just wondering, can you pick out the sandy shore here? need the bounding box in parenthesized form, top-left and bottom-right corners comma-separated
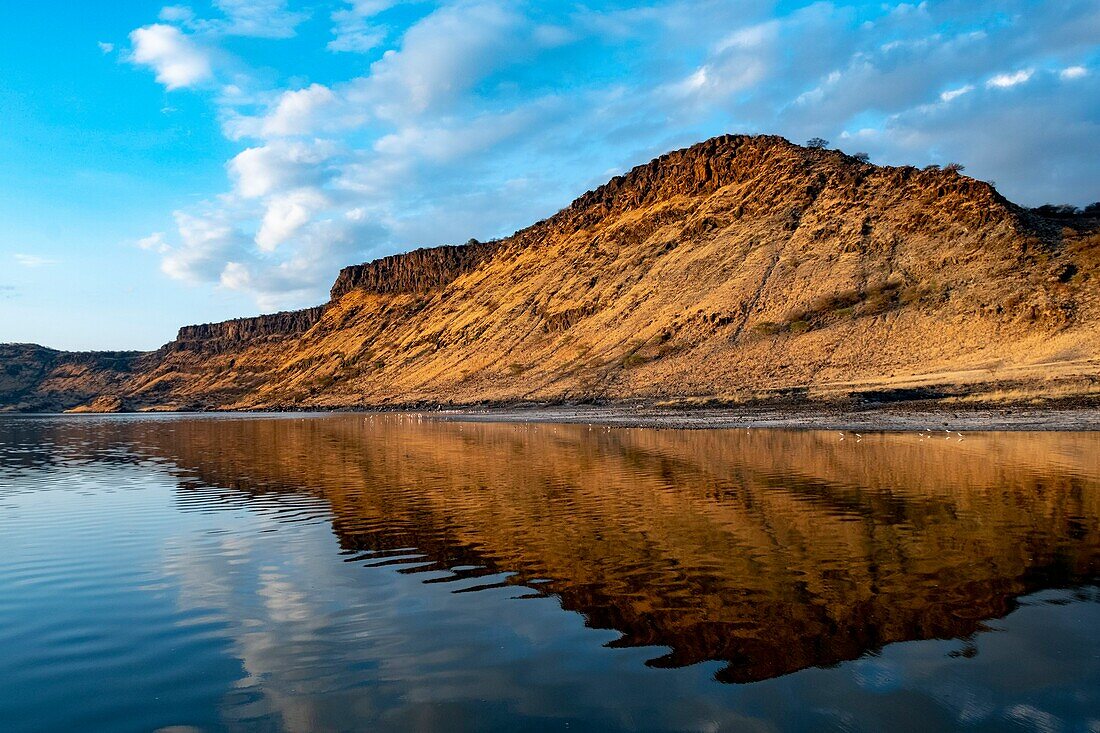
(17, 400, 1100, 431)
(431, 402, 1100, 431)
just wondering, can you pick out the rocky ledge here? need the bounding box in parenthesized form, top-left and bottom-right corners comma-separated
(171, 306, 327, 353)
(330, 241, 500, 300)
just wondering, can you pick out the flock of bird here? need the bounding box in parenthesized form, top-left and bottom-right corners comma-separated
(839, 429, 965, 442)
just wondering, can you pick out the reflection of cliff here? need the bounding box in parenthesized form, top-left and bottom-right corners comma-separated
(28, 417, 1100, 683)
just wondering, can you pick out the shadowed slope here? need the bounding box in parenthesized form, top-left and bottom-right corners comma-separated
(0, 344, 142, 412)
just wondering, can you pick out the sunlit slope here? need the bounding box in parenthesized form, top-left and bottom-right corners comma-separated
(11, 133, 1097, 411)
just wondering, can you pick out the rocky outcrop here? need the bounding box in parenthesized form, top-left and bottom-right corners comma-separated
(330, 241, 500, 299)
(511, 134, 1019, 244)
(172, 307, 326, 353)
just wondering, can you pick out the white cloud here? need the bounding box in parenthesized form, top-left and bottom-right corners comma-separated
(260, 84, 340, 138)
(207, 0, 308, 38)
(161, 210, 247, 284)
(347, 2, 529, 121)
(671, 45, 770, 101)
(159, 5, 195, 23)
(137, 232, 170, 253)
(154, 0, 305, 39)
(224, 84, 364, 141)
(328, 0, 399, 53)
(328, 23, 386, 53)
(255, 188, 328, 252)
(940, 84, 974, 102)
(715, 20, 779, 53)
(1060, 65, 1088, 80)
(372, 109, 539, 163)
(151, 203, 376, 308)
(214, 213, 379, 308)
(218, 261, 253, 290)
(986, 69, 1033, 89)
(347, 0, 400, 12)
(129, 24, 212, 90)
(13, 254, 57, 268)
(229, 140, 337, 199)
(97, 41, 114, 54)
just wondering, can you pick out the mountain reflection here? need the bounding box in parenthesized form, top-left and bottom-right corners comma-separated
(14, 415, 1100, 683)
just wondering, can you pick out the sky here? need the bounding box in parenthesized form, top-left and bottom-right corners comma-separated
(0, 0, 1097, 351)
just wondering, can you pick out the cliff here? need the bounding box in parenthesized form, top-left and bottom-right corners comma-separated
(330, 241, 500, 299)
(171, 307, 326, 353)
(3, 134, 1099, 412)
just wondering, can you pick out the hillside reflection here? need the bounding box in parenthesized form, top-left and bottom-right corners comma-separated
(17, 415, 1100, 683)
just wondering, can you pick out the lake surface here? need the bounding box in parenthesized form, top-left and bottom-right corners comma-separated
(1, 414, 1098, 732)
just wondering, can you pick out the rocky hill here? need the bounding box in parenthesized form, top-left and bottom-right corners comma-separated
(0, 344, 142, 412)
(3, 134, 1099, 412)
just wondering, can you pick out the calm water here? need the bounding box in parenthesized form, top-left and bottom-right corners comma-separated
(1, 415, 1098, 732)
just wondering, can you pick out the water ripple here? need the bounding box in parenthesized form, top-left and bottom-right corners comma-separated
(1, 414, 1098, 731)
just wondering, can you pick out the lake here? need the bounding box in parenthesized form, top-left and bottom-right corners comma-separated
(0, 414, 1097, 732)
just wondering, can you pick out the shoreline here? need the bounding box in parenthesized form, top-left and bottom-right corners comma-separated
(7, 400, 1100, 431)
(431, 402, 1100, 431)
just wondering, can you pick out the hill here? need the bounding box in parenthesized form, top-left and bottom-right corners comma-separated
(3, 134, 1099, 412)
(0, 344, 142, 412)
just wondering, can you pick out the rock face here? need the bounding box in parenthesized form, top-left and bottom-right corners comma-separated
(172, 307, 326, 353)
(3, 134, 1099, 412)
(329, 242, 500, 299)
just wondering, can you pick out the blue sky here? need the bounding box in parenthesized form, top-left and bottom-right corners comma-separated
(1, 0, 1097, 351)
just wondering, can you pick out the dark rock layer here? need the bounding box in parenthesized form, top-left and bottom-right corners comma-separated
(173, 307, 327, 353)
(330, 241, 500, 300)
